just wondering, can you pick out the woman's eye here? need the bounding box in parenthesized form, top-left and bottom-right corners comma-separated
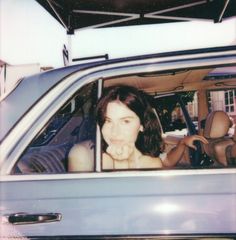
(105, 119, 111, 123)
(123, 119, 130, 124)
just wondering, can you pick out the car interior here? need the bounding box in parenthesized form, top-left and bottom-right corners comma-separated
(203, 110, 235, 167)
(12, 66, 236, 174)
(103, 66, 236, 168)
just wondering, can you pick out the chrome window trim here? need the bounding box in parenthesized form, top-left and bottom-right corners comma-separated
(1, 168, 236, 182)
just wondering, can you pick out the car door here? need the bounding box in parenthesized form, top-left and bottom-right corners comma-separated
(1, 169, 236, 238)
(1, 88, 236, 239)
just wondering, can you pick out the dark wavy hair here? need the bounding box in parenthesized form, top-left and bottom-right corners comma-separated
(96, 85, 164, 157)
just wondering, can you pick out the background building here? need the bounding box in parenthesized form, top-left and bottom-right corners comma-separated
(0, 60, 53, 98)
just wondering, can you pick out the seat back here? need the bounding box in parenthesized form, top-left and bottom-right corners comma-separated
(226, 143, 236, 166)
(225, 123, 236, 165)
(203, 111, 234, 166)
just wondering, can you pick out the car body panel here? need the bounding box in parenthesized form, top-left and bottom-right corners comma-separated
(1, 169, 236, 237)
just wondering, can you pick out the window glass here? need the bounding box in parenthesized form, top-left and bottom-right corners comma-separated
(12, 82, 98, 174)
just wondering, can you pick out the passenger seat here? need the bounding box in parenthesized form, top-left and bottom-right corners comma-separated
(226, 124, 236, 166)
(203, 111, 235, 167)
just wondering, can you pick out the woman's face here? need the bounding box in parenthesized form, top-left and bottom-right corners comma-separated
(101, 101, 143, 147)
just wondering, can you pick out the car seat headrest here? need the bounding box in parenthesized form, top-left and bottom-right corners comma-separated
(204, 111, 231, 139)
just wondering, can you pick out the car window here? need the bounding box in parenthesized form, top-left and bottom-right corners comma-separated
(11, 84, 236, 174)
(11, 82, 98, 174)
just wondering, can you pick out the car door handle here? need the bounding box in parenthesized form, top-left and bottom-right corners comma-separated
(6, 212, 62, 225)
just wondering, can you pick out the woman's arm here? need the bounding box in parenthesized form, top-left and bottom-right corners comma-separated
(162, 135, 208, 168)
(68, 141, 94, 172)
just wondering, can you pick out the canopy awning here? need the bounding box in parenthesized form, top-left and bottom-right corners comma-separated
(36, 0, 236, 33)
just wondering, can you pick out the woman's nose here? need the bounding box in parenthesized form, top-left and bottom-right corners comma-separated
(110, 123, 121, 136)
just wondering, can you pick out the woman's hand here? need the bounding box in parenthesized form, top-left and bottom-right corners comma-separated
(106, 143, 135, 160)
(180, 135, 208, 150)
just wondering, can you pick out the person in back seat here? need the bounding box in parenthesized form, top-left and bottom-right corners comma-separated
(69, 85, 208, 171)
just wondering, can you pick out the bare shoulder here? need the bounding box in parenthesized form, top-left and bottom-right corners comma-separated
(68, 141, 94, 172)
(139, 155, 163, 168)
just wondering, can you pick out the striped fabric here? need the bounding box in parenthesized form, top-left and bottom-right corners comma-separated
(29, 148, 66, 173)
(17, 143, 72, 174)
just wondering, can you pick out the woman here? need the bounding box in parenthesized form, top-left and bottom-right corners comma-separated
(69, 85, 208, 171)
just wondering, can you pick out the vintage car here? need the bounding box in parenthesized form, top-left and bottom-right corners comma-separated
(0, 45, 236, 239)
